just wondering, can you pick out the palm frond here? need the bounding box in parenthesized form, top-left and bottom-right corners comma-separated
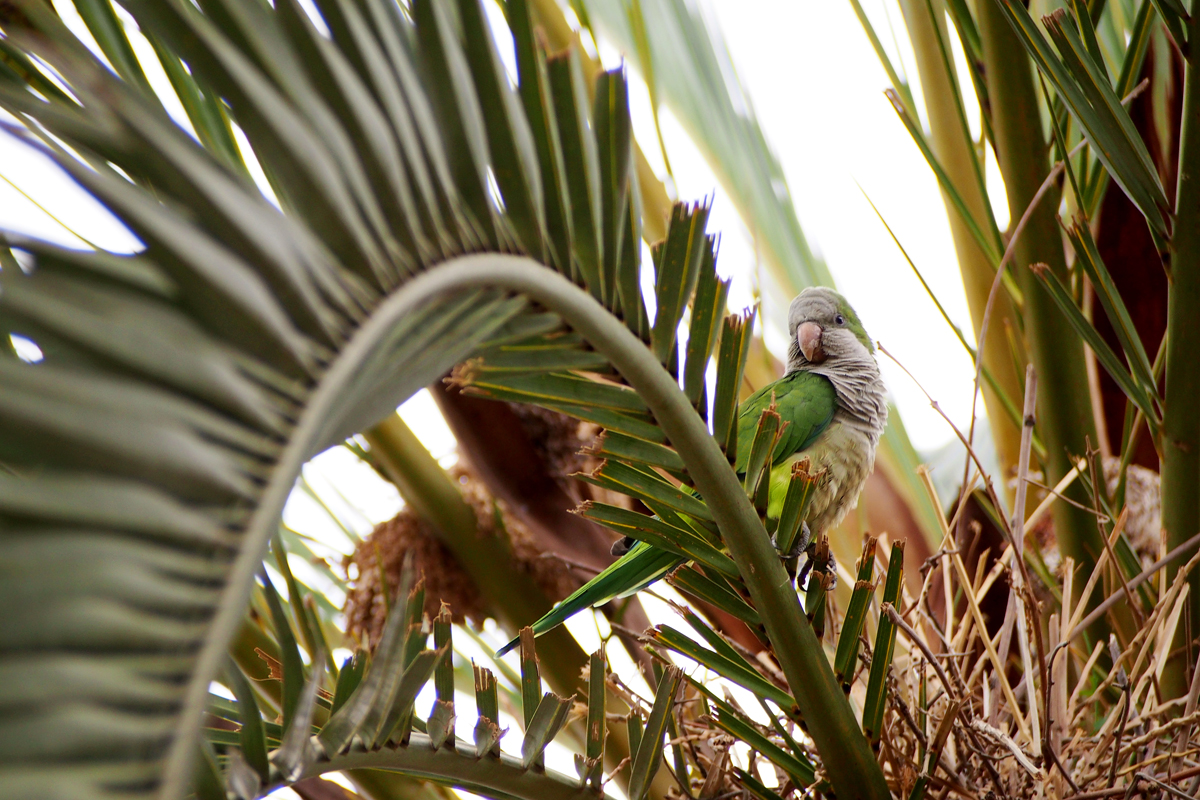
(207, 558, 596, 800)
(0, 0, 894, 797)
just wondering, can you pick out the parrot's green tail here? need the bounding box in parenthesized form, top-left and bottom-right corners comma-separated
(494, 542, 683, 657)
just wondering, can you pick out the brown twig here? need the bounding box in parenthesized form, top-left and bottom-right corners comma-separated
(1136, 771, 1196, 800)
(1008, 365, 1049, 758)
(1024, 458, 1089, 533)
(1109, 682, 1132, 789)
(1068, 531, 1200, 640)
(1010, 364, 1038, 557)
(1172, 659, 1200, 769)
(1023, 478, 1113, 518)
(1087, 445, 1147, 631)
(1045, 743, 1082, 795)
(885, 604, 1010, 800)
(538, 551, 604, 576)
(1063, 765, 1200, 799)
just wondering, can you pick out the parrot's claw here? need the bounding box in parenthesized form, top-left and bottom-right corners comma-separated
(776, 523, 812, 588)
(772, 522, 811, 560)
(795, 554, 815, 589)
(796, 545, 838, 592)
(821, 550, 838, 591)
(792, 522, 813, 557)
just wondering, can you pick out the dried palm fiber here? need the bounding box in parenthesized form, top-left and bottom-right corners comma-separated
(344, 463, 576, 646)
(343, 506, 485, 638)
(1032, 458, 1161, 579)
(507, 403, 632, 510)
(507, 402, 596, 482)
(1104, 457, 1162, 566)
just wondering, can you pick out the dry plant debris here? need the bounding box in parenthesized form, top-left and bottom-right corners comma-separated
(343, 463, 577, 646)
(844, 456, 1200, 800)
(510, 402, 633, 510)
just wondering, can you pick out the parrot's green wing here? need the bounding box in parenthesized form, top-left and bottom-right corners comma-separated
(494, 542, 681, 656)
(733, 370, 837, 475)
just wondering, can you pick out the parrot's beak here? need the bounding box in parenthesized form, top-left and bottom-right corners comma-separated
(798, 321, 825, 363)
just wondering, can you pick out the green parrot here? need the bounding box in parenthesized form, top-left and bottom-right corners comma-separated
(494, 287, 887, 657)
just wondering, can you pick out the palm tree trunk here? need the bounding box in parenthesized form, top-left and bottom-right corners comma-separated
(1160, 7, 1200, 697)
(898, 0, 1027, 491)
(977, 0, 1104, 590)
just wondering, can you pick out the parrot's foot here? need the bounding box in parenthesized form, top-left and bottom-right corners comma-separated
(795, 553, 814, 589)
(775, 523, 810, 586)
(781, 522, 813, 559)
(797, 546, 837, 592)
(610, 536, 637, 557)
(820, 550, 838, 591)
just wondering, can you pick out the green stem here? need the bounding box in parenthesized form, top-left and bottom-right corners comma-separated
(375, 257, 889, 800)
(169, 254, 887, 800)
(978, 0, 1104, 583)
(1160, 9, 1200, 699)
(898, 0, 1027, 491)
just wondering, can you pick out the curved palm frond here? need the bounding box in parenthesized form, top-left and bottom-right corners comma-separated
(209, 557, 607, 800)
(0, 1, 886, 799)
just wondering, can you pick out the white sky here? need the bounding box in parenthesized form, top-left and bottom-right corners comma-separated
(632, 0, 1011, 454)
(0, 0, 1006, 455)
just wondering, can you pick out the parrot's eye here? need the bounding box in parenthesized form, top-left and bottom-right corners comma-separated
(835, 314, 845, 325)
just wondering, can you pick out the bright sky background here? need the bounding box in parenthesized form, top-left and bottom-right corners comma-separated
(0, 0, 1010, 456)
(702, 0, 994, 450)
(629, 0, 1010, 456)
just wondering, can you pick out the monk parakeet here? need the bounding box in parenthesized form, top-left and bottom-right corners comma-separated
(495, 287, 887, 656)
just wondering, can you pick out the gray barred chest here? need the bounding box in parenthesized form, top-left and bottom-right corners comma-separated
(778, 420, 877, 536)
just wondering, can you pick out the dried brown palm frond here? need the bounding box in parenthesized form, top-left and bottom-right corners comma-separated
(862, 524, 1200, 799)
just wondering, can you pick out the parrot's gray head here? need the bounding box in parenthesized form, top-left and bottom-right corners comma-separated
(786, 287, 888, 439)
(786, 287, 875, 372)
